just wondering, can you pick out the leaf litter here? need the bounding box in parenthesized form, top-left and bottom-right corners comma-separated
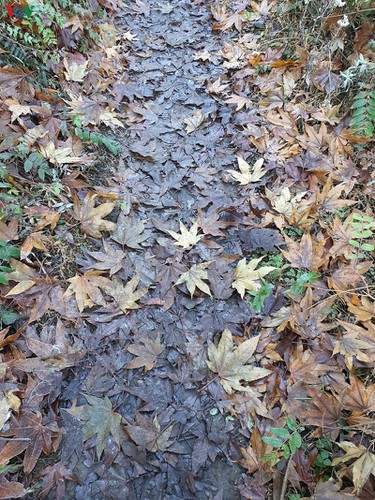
(0, 0, 374, 498)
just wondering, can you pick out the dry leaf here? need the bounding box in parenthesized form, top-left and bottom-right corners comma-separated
(227, 157, 266, 185)
(63, 58, 88, 82)
(64, 271, 110, 312)
(104, 274, 147, 312)
(332, 442, 375, 492)
(71, 193, 116, 238)
(168, 221, 202, 250)
(232, 257, 276, 298)
(111, 214, 148, 249)
(175, 261, 212, 298)
(5, 259, 38, 296)
(183, 110, 207, 134)
(207, 327, 271, 394)
(126, 333, 164, 372)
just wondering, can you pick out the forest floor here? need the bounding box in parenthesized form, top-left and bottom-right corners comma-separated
(0, 0, 374, 499)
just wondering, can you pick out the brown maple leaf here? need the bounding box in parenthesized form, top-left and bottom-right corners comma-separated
(20, 232, 50, 260)
(0, 219, 18, 242)
(71, 192, 116, 238)
(281, 233, 326, 271)
(207, 327, 271, 394)
(64, 270, 111, 312)
(84, 240, 126, 276)
(332, 442, 375, 492)
(342, 374, 375, 415)
(104, 274, 147, 312)
(344, 294, 375, 322)
(24, 206, 60, 231)
(197, 207, 230, 237)
(303, 389, 343, 438)
(0, 411, 61, 474)
(126, 333, 164, 372)
(333, 321, 375, 370)
(126, 413, 173, 452)
(5, 259, 39, 296)
(111, 213, 148, 249)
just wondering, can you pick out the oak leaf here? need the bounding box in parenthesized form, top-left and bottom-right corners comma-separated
(64, 270, 111, 312)
(168, 221, 202, 250)
(232, 257, 275, 298)
(71, 193, 116, 238)
(126, 333, 164, 372)
(175, 261, 212, 298)
(207, 327, 271, 394)
(104, 274, 147, 312)
(67, 394, 122, 459)
(227, 157, 266, 185)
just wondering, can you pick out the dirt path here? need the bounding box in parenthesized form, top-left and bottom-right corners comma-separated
(57, 1, 265, 498)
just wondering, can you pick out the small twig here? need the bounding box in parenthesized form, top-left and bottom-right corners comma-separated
(280, 455, 293, 500)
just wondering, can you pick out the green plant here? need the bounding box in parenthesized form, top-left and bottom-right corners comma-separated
(350, 87, 375, 138)
(262, 418, 305, 467)
(348, 213, 375, 260)
(74, 126, 121, 155)
(285, 271, 320, 298)
(0, 240, 19, 285)
(314, 434, 333, 473)
(0, 303, 19, 328)
(248, 279, 273, 312)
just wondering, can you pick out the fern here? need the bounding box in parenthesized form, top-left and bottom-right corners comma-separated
(351, 89, 375, 138)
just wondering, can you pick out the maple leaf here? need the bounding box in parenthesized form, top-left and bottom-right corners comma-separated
(71, 193, 116, 238)
(39, 142, 83, 166)
(126, 333, 164, 372)
(207, 327, 271, 394)
(20, 232, 50, 260)
(342, 374, 375, 415)
(0, 478, 27, 499)
(111, 214, 148, 249)
(24, 206, 60, 231)
(83, 241, 126, 276)
(175, 262, 212, 298)
(206, 78, 229, 94)
(225, 94, 252, 111)
(104, 274, 147, 312)
(5, 259, 38, 296)
(67, 394, 122, 459)
(64, 270, 111, 312)
(126, 413, 173, 452)
(183, 110, 207, 134)
(345, 294, 375, 322)
(281, 233, 326, 271)
(167, 221, 202, 250)
(0, 411, 61, 474)
(63, 57, 88, 82)
(333, 321, 374, 370)
(232, 257, 276, 298)
(227, 157, 266, 185)
(332, 442, 375, 492)
(303, 389, 343, 438)
(40, 463, 75, 500)
(314, 177, 356, 212)
(197, 206, 229, 237)
(0, 219, 18, 242)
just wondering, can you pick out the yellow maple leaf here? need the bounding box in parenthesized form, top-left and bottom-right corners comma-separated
(227, 157, 266, 185)
(332, 441, 375, 492)
(175, 262, 212, 298)
(232, 257, 276, 297)
(168, 221, 202, 250)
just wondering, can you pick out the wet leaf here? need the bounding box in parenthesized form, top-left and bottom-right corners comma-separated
(175, 261, 212, 298)
(168, 221, 202, 250)
(232, 257, 276, 298)
(126, 333, 164, 372)
(227, 157, 266, 185)
(71, 193, 116, 238)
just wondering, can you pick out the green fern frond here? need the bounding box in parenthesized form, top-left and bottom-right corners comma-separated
(351, 89, 375, 138)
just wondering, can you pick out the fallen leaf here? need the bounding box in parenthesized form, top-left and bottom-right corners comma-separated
(71, 193, 116, 238)
(105, 274, 147, 312)
(82, 241, 126, 276)
(175, 261, 212, 298)
(168, 221, 202, 250)
(332, 442, 375, 492)
(126, 413, 173, 452)
(207, 327, 271, 394)
(67, 394, 122, 459)
(227, 157, 266, 185)
(232, 257, 276, 298)
(183, 110, 207, 133)
(64, 271, 110, 312)
(111, 214, 148, 249)
(20, 232, 49, 260)
(126, 333, 164, 372)
(63, 57, 88, 82)
(0, 219, 18, 242)
(5, 259, 39, 296)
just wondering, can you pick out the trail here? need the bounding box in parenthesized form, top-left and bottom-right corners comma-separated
(61, 1, 256, 498)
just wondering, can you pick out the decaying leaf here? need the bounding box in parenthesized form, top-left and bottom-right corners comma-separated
(207, 327, 271, 394)
(175, 261, 212, 298)
(126, 333, 164, 372)
(126, 413, 173, 452)
(227, 157, 266, 185)
(232, 257, 275, 298)
(168, 221, 202, 250)
(104, 274, 148, 312)
(332, 442, 375, 492)
(5, 259, 39, 296)
(71, 193, 116, 238)
(111, 214, 148, 249)
(64, 270, 110, 312)
(84, 241, 126, 276)
(183, 110, 208, 133)
(67, 394, 122, 459)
